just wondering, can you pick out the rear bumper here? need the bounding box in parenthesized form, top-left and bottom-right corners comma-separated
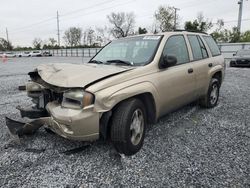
(46, 102, 100, 141)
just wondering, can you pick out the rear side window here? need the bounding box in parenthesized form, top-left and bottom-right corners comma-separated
(163, 35, 189, 65)
(188, 35, 208, 61)
(197, 36, 208, 58)
(188, 35, 203, 60)
(203, 36, 221, 56)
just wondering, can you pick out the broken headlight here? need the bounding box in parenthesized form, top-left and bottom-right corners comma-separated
(62, 89, 95, 109)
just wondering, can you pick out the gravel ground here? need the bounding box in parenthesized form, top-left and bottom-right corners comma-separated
(0, 57, 249, 187)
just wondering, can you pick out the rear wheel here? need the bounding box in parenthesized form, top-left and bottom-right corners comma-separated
(200, 78, 220, 108)
(111, 98, 146, 156)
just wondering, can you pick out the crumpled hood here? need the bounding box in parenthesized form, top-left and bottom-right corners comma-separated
(36, 63, 132, 88)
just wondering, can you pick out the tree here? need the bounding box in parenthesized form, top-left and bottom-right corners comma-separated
(107, 12, 135, 38)
(86, 28, 95, 46)
(63, 27, 83, 47)
(0, 38, 13, 51)
(154, 5, 177, 32)
(32, 38, 43, 50)
(96, 26, 111, 46)
(240, 31, 250, 42)
(138, 27, 148, 34)
(82, 28, 98, 47)
(49, 38, 57, 47)
(185, 12, 213, 32)
(211, 23, 241, 43)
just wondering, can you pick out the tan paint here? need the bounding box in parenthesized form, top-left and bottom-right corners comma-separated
(27, 31, 225, 141)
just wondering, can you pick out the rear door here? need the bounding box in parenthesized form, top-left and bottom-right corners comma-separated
(156, 35, 196, 116)
(187, 34, 211, 96)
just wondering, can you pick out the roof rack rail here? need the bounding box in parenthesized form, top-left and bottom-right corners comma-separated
(173, 29, 208, 35)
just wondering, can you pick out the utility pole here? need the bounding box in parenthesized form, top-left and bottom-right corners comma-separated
(237, 0, 244, 33)
(6, 28, 9, 43)
(173, 7, 180, 30)
(57, 11, 60, 47)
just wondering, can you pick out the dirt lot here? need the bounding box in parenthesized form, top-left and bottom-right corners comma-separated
(0, 57, 249, 187)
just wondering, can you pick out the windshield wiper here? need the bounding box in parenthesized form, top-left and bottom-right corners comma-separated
(106, 59, 133, 66)
(88, 60, 104, 64)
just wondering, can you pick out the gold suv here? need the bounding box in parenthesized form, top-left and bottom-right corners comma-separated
(6, 31, 225, 155)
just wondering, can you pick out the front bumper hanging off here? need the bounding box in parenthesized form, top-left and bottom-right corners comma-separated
(5, 116, 48, 136)
(5, 105, 49, 137)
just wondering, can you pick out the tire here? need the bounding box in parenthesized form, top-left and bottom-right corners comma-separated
(200, 78, 220, 108)
(111, 98, 146, 156)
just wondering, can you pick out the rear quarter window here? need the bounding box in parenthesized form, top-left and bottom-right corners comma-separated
(202, 36, 221, 56)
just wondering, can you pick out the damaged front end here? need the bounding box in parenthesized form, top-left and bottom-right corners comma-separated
(5, 73, 59, 138)
(6, 70, 100, 141)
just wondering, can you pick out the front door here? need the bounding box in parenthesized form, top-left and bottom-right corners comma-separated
(156, 35, 196, 116)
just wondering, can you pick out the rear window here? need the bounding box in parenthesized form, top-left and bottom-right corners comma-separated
(202, 36, 221, 56)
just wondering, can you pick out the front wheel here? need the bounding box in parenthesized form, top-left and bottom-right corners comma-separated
(110, 98, 146, 156)
(200, 78, 220, 108)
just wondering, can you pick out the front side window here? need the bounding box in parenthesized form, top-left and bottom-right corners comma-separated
(203, 36, 221, 56)
(92, 35, 162, 66)
(162, 35, 189, 65)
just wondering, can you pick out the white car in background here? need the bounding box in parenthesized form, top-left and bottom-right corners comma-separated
(22, 51, 31, 57)
(16, 51, 31, 57)
(30, 51, 42, 57)
(2, 52, 16, 58)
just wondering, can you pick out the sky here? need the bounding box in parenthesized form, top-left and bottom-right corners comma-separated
(0, 0, 249, 46)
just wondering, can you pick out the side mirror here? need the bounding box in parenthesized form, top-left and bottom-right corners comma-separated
(159, 55, 177, 69)
(233, 53, 236, 56)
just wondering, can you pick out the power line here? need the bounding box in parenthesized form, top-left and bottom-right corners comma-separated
(8, 0, 118, 34)
(60, 0, 117, 17)
(10, 17, 56, 33)
(212, 18, 250, 24)
(60, 0, 135, 23)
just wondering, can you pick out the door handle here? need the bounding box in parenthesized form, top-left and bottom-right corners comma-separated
(188, 68, 193, 74)
(208, 63, 213, 67)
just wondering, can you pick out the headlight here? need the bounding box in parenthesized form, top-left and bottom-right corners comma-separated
(62, 89, 95, 109)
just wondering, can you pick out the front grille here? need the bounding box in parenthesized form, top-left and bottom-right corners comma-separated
(51, 91, 63, 103)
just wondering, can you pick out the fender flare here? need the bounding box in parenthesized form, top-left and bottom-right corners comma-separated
(94, 81, 160, 115)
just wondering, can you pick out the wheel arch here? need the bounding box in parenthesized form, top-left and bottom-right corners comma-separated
(98, 82, 158, 140)
(211, 70, 222, 87)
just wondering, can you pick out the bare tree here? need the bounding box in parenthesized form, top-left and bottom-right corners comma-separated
(87, 28, 95, 46)
(82, 28, 96, 46)
(63, 27, 82, 47)
(96, 26, 111, 45)
(107, 12, 135, 38)
(0, 38, 13, 51)
(154, 5, 177, 32)
(49, 38, 57, 47)
(196, 12, 213, 32)
(33, 38, 43, 49)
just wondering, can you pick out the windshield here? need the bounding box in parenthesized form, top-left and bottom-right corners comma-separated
(236, 50, 250, 56)
(91, 35, 162, 66)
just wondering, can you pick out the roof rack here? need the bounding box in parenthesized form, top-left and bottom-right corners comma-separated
(173, 29, 208, 35)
